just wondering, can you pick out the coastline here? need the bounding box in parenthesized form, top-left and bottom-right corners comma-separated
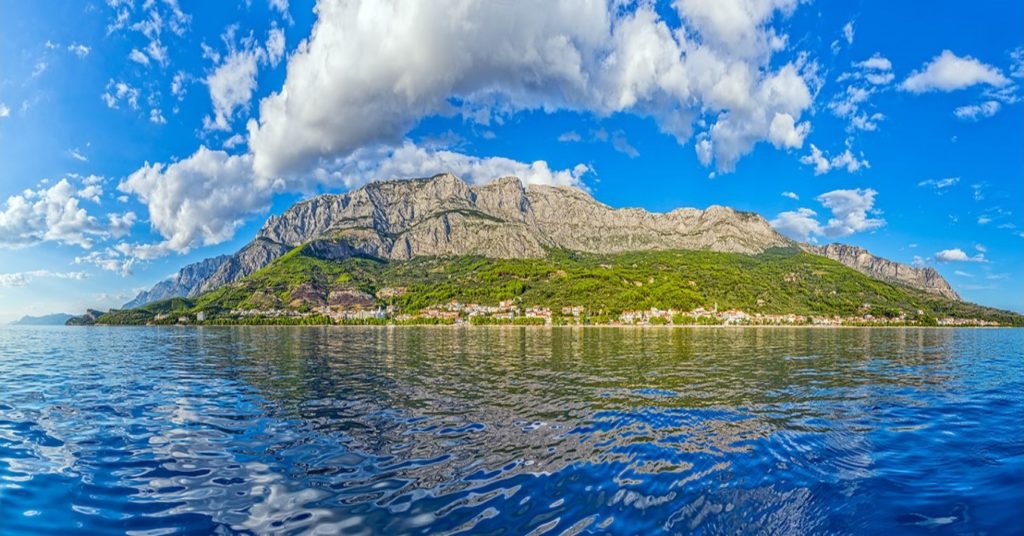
(73, 323, 1015, 329)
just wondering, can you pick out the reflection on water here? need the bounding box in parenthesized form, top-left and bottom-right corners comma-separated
(1, 326, 1021, 534)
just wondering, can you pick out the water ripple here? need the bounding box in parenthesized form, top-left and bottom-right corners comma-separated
(0, 326, 1021, 534)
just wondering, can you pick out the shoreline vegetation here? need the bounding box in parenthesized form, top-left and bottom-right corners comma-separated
(78, 248, 1023, 328)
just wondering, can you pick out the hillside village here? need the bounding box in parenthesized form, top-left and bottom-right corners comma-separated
(150, 299, 1000, 327)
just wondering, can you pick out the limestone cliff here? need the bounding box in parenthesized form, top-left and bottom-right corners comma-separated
(808, 243, 959, 300)
(123, 254, 231, 308)
(127, 173, 959, 306)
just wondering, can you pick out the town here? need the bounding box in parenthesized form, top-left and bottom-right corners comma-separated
(155, 299, 1002, 327)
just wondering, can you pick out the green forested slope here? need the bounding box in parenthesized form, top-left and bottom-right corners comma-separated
(95, 246, 1023, 326)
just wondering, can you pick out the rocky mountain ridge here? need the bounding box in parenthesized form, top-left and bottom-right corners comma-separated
(123, 255, 231, 308)
(808, 243, 959, 300)
(125, 173, 959, 307)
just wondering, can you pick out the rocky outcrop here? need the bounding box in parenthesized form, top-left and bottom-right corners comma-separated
(254, 172, 793, 260)
(150, 173, 956, 303)
(194, 239, 291, 295)
(123, 255, 231, 308)
(809, 243, 960, 300)
(66, 309, 106, 326)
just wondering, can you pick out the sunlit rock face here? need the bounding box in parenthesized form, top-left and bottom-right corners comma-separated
(128, 173, 956, 306)
(808, 243, 959, 300)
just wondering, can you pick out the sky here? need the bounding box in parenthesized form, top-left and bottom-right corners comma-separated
(0, 0, 1022, 322)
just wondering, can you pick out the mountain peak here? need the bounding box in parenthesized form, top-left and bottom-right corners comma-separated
(125, 173, 957, 307)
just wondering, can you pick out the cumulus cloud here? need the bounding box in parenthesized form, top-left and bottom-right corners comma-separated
(68, 43, 91, 58)
(311, 141, 592, 190)
(118, 146, 264, 253)
(102, 79, 140, 110)
(247, 0, 814, 177)
(830, 54, 893, 131)
(817, 188, 884, 237)
(0, 270, 88, 288)
(935, 248, 986, 263)
(901, 50, 1009, 93)
(770, 207, 821, 241)
(770, 188, 884, 241)
(0, 178, 131, 249)
(954, 100, 1001, 120)
(799, 143, 869, 175)
(0, 102, 9, 118)
(203, 26, 287, 131)
(107, 0, 190, 66)
(781, 191, 799, 200)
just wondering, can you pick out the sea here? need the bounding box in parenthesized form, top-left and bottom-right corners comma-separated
(1, 326, 1021, 534)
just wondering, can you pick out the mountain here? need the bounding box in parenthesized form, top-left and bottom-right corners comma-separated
(9, 313, 75, 325)
(65, 309, 107, 326)
(808, 243, 959, 301)
(122, 254, 231, 308)
(125, 173, 956, 307)
(149, 172, 800, 300)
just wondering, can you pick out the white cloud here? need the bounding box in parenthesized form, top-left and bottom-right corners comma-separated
(856, 54, 891, 73)
(769, 207, 821, 241)
(954, 100, 1001, 120)
(799, 143, 869, 175)
(129, 48, 150, 65)
(269, 0, 289, 15)
(977, 215, 991, 225)
(767, 112, 810, 149)
(0, 103, 9, 117)
(115, 140, 591, 258)
(935, 248, 986, 263)
(247, 0, 815, 178)
(817, 188, 884, 237)
(917, 177, 959, 190)
(0, 178, 121, 249)
(118, 146, 265, 253)
(830, 54, 893, 131)
(266, 27, 285, 67)
(149, 108, 167, 124)
(953, 270, 972, 278)
(781, 191, 799, 200)
(901, 50, 1009, 93)
(31, 61, 48, 78)
(223, 133, 246, 149)
(68, 43, 91, 58)
(75, 249, 136, 276)
(770, 188, 884, 241)
(311, 140, 591, 191)
(108, 0, 190, 67)
(975, 243, 986, 253)
(102, 79, 140, 110)
(204, 48, 262, 131)
(69, 148, 88, 162)
(842, 21, 854, 45)
(610, 130, 639, 158)
(557, 131, 581, 142)
(0, 270, 88, 288)
(203, 26, 285, 131)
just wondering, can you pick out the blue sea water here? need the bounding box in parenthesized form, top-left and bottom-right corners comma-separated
(0, 326, 1021, 534)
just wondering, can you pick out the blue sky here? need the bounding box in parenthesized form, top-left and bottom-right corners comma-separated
(1, 0, 1022, 321)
